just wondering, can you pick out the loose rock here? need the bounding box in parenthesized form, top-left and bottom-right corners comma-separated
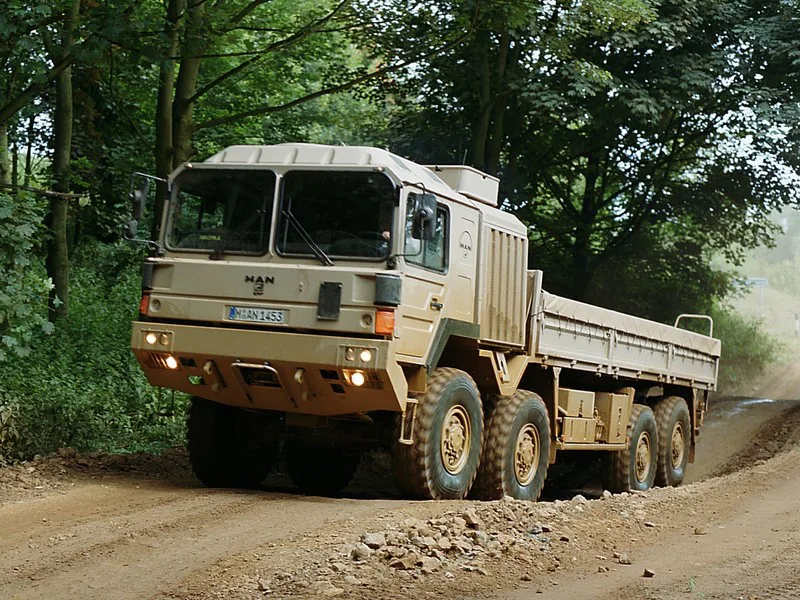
(308, 581, 344, 597)
(418, 557, 441, 573)
(362, 532, 386, 549)
(389, 556, 418, 571)
(351, 543, 373, 561)
(462, 508, 484, 529)
(643, 568, 656, 578)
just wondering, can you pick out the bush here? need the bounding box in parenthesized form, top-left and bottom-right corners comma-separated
(0, 192, 53, 362)
(0, 242, 188, 461)
(712, 305, 779, 393)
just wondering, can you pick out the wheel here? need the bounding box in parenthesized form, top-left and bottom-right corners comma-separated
(472, 390, 551, 501)
(284, 438, 360, 496)
(653, 396, 691, 487)
(187, 397, 280, 488)
(601, 404, 658, 493)
(391, 368, 483, 500)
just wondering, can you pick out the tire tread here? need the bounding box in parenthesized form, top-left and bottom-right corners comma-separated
(392, 368, 482, 500)
(602, 404, 651, 493)
(473, 390, 550, 501)
(653, 396, 690, 487)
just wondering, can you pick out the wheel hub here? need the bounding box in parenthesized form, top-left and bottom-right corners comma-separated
(441, 405, 471, 475)
(514, 424, 540, 486)
(671, 422, 685, 469)
(635, 431, 651, 482)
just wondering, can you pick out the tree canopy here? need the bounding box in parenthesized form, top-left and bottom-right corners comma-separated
(0, 0, 797, 334)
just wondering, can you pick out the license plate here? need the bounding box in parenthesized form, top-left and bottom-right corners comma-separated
(227, 306, 286, 324)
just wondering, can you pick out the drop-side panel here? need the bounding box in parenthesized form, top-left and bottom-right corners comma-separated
(479, 226, 526, 347)
(530, 291, 721, 389)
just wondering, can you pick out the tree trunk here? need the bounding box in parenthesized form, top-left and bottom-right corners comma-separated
(24, 113, 34, 187)
(172, 55, 201, 166)
(45, 0, 80, 321)
(571, 151, 602, 300)
(172, 1, 206, 166)
(10, 135, 18, 187)
(0, 123, 10, 186)
(153, 0, 187, 239)
(471, 29, 492, 170)
(486, 35, 520, 176)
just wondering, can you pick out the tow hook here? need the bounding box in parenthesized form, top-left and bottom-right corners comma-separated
(203, 360, 225, 393)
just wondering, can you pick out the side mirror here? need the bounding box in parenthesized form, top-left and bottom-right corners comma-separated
(129, 177, 151, 221)
(123, 219, 139, 240)
(411, 193, 437, 241)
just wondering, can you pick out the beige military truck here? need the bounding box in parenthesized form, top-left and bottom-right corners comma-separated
(125, 143, 720, 501)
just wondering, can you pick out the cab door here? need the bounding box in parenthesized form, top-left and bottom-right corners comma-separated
(395, 193, 455, 361)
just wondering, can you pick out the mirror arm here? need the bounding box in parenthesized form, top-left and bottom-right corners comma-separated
(131, 172, 168, 185)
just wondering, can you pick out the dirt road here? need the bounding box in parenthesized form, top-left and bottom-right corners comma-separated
(2, 364, 800, 600)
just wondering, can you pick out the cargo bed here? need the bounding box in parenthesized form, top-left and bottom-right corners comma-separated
(526, 271, 720, 390)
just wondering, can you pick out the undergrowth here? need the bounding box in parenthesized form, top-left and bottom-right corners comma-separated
(712, 305, 779, 394)
(0, 242, 187, 462)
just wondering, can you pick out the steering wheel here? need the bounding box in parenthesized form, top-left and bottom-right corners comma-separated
(356, 231, 389, 242)
(315, 229, 362, 244)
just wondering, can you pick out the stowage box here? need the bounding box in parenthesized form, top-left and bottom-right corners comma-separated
(595, 392, 630, 443)
(558, 388, 595, 418)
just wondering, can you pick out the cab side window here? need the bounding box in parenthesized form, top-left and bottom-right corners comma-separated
(405, 194, 448, 272)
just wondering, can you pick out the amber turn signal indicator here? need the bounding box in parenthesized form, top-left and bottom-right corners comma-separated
(375, 309, 395, 336)
(139, 292, 150, 316)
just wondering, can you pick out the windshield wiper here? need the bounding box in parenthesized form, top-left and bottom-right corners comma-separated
(282, 209, 334, 266)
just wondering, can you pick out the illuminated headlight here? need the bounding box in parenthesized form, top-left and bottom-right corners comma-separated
(165, 355, 179, 370)
(145, 332, 158, 345)
(359, 349, 373, 363)
(350, 371, 366, 387)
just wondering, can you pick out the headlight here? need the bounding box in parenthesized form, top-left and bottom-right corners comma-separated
(350, 371, 366, 387)
(145, 332, 158, 345)
(359, 349, 373, 363)
(165, 355, 179, 370)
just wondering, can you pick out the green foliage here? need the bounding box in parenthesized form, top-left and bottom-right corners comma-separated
(712, 306, 779, 393)
(0, 243, 187, 461)
(379, 0, 800, 315)
(0, 192, 53, 362)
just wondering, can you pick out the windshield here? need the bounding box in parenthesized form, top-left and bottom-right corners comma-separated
(277, 171, 395, 260)
(168, 169, 276, 254)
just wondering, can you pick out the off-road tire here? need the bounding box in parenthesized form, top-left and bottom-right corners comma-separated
(187, 396, 279, 488)
(472, 390, 551, 501)
(284, 438, 360, 496)
(601, 404, 658, 493)
(391, 368, 483, 500)
(653, 396, 691, 487)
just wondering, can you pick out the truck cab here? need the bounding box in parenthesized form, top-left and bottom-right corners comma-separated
(132, 144, 511, 416)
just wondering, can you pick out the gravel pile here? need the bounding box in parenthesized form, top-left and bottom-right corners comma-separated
(254, 490, 663, 597)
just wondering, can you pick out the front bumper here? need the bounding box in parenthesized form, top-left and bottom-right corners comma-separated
(131, 322, 408, 416)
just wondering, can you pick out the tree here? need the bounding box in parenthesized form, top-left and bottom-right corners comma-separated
(380, 0, 800, 318)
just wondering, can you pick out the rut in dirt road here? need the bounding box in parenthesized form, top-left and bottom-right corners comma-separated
(0, 482, 408, 600)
